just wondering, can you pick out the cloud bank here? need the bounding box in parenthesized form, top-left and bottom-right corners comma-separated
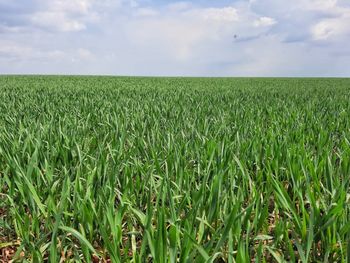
(0, 0, 349, 76)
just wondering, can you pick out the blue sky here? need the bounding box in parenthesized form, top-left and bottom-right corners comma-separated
(0, 0, 349, 76)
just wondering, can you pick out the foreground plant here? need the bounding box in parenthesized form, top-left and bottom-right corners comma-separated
(0, 76, 349, 262)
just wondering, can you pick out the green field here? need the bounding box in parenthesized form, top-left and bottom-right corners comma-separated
(0, 76, 350, 262)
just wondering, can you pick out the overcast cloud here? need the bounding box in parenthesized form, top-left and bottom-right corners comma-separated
(0, 0, 349, 76)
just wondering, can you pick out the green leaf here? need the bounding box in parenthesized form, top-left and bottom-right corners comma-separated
(59, 226, 98, 257)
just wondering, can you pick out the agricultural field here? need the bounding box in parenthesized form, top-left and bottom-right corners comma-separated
(0, 76, 350, 262)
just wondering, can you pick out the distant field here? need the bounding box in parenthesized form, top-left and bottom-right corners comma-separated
(1, 76, 350, 262)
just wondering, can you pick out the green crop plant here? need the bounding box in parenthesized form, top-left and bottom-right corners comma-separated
(0, 76, 349, 262)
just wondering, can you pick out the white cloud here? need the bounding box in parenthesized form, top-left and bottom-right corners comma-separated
(77, 48, 94, 60)
(0, 0, 350, 76)
(311, 15, 350, 40)
(166, 2, 193, 12)
(51, 0, 91, 14)
(0, 42, 32, 59)
(310, 4, 350, 40)
(0, 25, 23, 33)
(27, 0, 118, 32)
(0, 40, 66, 61)
(200, 7, 239, 22)
(124, 5, 274, 63)
(125, 3, 280, 62)
(134, 7, 159, 17)
(305, 0, 339, 13)
(254, 16, 276, 27)
(31, 12, 87, 32)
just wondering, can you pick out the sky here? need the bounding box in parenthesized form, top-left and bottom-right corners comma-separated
(0, 0, 349, 76)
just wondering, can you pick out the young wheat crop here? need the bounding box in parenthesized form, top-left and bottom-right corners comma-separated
(0, 76, 349, 262)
